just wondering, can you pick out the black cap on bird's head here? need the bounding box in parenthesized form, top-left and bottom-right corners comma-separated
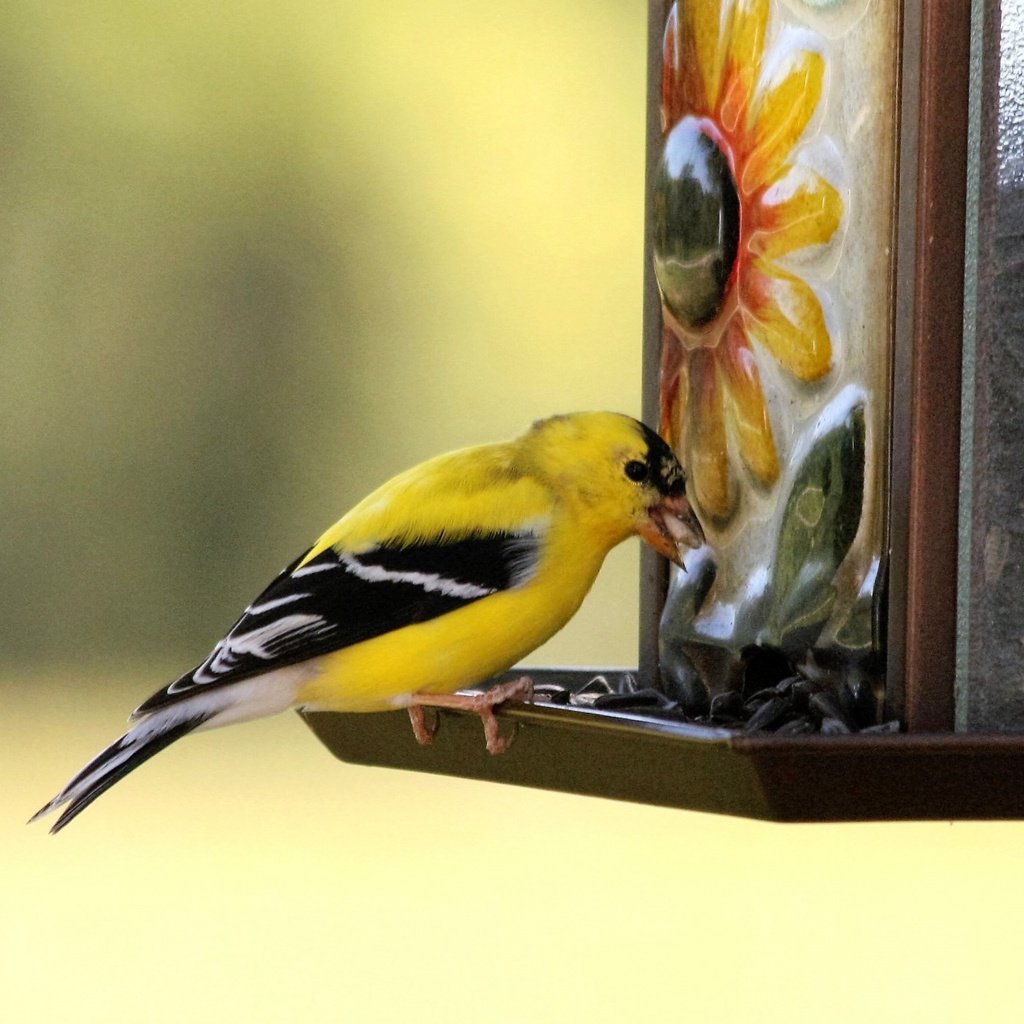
(635, 421, 687, 498)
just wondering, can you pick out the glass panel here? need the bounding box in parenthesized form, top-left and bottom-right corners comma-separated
(957, 0, 1024, 731)
(653, 0, 899, 727)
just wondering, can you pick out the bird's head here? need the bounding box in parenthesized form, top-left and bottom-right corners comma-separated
(524, 412, 705, 567)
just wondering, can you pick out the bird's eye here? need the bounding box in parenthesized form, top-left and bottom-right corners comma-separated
(624, 460, 648, 483)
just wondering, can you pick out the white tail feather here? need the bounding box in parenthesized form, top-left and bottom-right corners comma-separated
(32, 665, 312, 833)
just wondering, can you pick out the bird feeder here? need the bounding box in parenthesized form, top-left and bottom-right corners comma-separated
(305, 0, 1024, 820)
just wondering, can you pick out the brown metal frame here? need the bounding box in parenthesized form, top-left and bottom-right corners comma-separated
(887, 0, 972, 731)
(638, 0, 673, 689)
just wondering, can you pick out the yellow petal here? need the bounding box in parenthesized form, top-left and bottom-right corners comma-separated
(659, 327, 685, 451)
(686, 0, 724, 115)
(662, 2, 707, 126)
(686, 348, 733, 521)
(717, 0, 769, 134)
(741, 258, 832, 381)
(742, 49, 824, 192)
(719, 323, 779, 485)
(661, 4, 685, 130)
(749, 165, 843, 258)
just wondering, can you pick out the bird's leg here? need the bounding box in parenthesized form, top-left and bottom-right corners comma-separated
(408, 676, 534, 754)
(407, 705, 438, 746)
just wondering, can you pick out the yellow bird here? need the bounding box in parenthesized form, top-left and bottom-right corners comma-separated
(32, 412, 704, 832)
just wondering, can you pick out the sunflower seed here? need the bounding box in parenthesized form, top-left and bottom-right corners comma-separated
(709, 690, 744, 720)
(860, 720, 902, 734)
(593, 688, 676, 710)
(809, 691, 856, 729)
(820, 717, 852, 735)
(743, 696, 791, 733)
(775, 716, 816, 736)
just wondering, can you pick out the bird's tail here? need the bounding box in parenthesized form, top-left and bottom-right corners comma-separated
(29, 703, 212, 834)
(31, 668, 305, 834)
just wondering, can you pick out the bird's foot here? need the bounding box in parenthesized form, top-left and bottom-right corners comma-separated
(408, 676, 534, 754)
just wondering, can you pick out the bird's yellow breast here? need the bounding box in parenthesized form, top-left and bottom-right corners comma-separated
(295, 526, 605, 713)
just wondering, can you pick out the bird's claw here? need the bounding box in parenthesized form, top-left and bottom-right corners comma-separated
(407, 705, 439, 746)
(409, 675, 534, 754)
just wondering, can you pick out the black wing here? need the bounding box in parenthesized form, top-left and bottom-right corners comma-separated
(132, 529, 543, 717)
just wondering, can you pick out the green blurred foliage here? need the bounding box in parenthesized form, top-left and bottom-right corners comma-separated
(0, 1, 646, 670)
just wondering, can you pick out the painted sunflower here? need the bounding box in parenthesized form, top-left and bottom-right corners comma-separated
(656, 0, 842, 522)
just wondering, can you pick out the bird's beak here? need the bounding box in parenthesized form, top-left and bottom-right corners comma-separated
(639, 492, 705, 568)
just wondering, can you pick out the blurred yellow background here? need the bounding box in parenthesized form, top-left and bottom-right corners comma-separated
(3, 3, 1022, 1022)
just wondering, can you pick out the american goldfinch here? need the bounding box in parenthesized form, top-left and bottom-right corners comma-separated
(32, 412, 703, 832)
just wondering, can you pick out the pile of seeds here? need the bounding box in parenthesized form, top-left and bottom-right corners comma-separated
(524, 654, 900, 736)
(695, 674, 899, 735)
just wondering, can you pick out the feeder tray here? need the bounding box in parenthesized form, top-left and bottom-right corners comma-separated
(302, 669, 1024, 823)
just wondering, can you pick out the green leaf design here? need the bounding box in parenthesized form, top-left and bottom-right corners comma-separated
(768, 402, 866, 650)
